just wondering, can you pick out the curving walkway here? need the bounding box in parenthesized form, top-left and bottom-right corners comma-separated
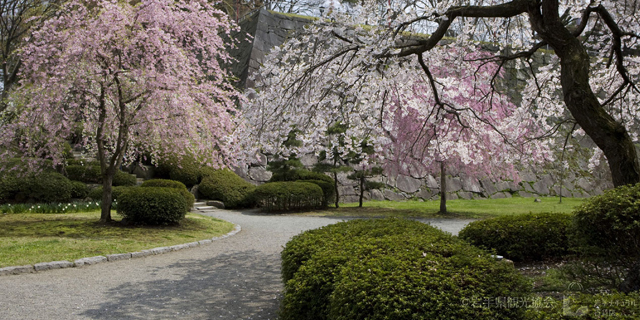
(0, 208, 474, 320)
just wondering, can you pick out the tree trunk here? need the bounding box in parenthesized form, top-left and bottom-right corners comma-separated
(529, 0, 640, 187)
(333, 171, 339, 208)
(359, 172, 364, 208)
(440, 162, 447, 214)
(100, 171, 114, 223)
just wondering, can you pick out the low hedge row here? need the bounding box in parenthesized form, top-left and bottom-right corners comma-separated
(65, 163, 136, 186)
(117, 187, 187, 225)
(281, 218, 530, 320)
(0, 171, 73, 204)
(254, 181, 323, 212)
(141, 179, 194, 212)
(198, 169, 255, 209)
(458, 212, 572, 262)
(87, 186, 133, 202)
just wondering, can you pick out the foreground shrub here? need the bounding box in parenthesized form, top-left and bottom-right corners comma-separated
(571, 183, 640, 265)
(458, 212, 572, 262)
(117, 187, 187, 225)
(281, 218, 530, 320)
(141, 179, 194, 211)
(254, 181, 323, 212)
(570, 183, 640, 292)
(198, 169, 255, 208)
(70, 181, 89, 199)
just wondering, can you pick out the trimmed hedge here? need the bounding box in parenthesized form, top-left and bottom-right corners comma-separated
(281, 218, 530, 320)
(269, 169, 334, 184)
(66, 163, 135, 186)
(458, 212, 572, 262)
(571, 183, 640, 265)
(70, 181, 89, 199)
(299, 179, 334, 208)
(113, 170, 136, 186)
(254, 181, 323, 212)
(141, 179, 194, 212)
(27, 172, 73, 203)
(0, 171, 73, 204)
(198, 169, 256, 209)
(117, 187, 187, 225)
(154, 155, 200, 187)
(65, 163, 101, 183)
(87, 186, 134, 202)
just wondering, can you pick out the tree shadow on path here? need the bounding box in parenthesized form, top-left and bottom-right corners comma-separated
(81, 250, 282, 320)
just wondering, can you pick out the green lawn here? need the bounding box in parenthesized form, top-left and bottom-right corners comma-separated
(0, 211, 234, 267)
(302, 197, 585, 219)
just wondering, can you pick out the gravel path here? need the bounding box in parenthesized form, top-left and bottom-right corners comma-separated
(0, 209, 474, 320)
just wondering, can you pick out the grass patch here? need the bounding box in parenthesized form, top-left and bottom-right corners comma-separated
(299, 197, 585, 219)
(0, 211, 234, 267)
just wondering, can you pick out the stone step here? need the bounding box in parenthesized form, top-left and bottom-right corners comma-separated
(135, 178, 144, 186)
(195, 206, 216, 210)
(194, 202, 207, 206)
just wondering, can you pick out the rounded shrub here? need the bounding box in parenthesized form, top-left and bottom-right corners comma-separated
(27, 172, 73, 203)
(154, 155, 201, 187)
(141, 179, 194, 212)
(65, 163, 101, 183)
(0, 174, 22, 204)
(458, 212, 572, 262)
(198, 169, 256, 209)
(113, 170, 136, 186)
(571, 183, 640, 264)
(280, 218, 530, 320)
(299, 179, 335, 208)
(70, 181, 89, 199)
(117, 187, 187, 225)
(253, 181, 323, 212)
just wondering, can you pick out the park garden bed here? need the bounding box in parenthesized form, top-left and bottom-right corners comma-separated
(0, 210, 234, 267)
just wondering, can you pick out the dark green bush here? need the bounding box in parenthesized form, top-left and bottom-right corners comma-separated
(141, 179, 187, 189)
(458, 212, 572, 262)
(198, 169, 256, 208)
(113, 170, 136, 186)
(281, 218, 530, 320)
(524, 291, 640, 319)
(154, 155, 201, 187)
(254, 181, 323, 212)
(141, 179, 194, 212)
(65, 163, 101, 183)
(0, 174, 22, 204)
(27, 172, 73, 203)
(270, 169, 334, 184)
(117, 187, 187, 225)
(571, 183, 640, 265)
(299, 179, 334, 208)
(70, 181, 89, 199)
(87, 186, 134, 202)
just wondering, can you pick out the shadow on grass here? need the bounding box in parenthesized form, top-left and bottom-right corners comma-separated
(81, 250, 283, 320)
